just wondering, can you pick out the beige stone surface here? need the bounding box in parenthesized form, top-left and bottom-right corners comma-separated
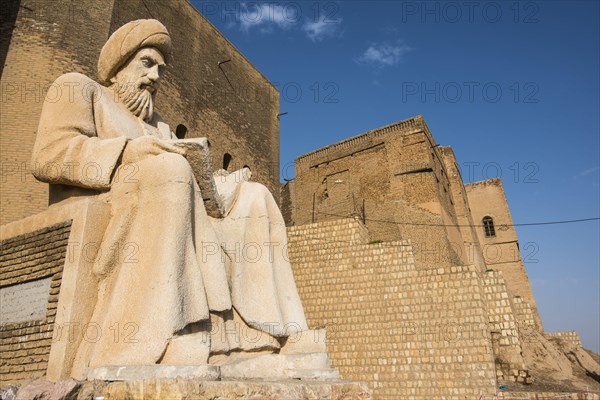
(15, 378, 80, 400)
(219, 353, 336, 381)
(280, 329, 328, 354)
(86, 365, 220, 381)
(83, 379, 371, 400)
(24, 18, 309, 381)
(0, 278, 52, 325)
(466, 178, 543, 330)
(288, 218, 498, 399)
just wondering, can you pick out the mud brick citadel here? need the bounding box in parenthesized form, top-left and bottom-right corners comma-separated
(1, 1, 599, 399)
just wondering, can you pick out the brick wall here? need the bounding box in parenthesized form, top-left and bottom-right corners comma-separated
(0, 220, 72, 385)
(0, 0, 115, 225)
(483, 270, 530, 383)
(466, 179, 543, 330)
(288, 116, 466, 270)
(545, 331, 583, 348)
(288, 218, 497, 399)
(440, 147, 487, 272)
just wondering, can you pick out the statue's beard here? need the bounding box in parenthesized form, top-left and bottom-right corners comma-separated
(113, 79, 155, 123)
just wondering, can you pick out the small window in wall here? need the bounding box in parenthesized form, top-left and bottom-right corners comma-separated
(483, 216, 496, 238)
(175, 124, 188, 139)
(223, 153, 233, 171)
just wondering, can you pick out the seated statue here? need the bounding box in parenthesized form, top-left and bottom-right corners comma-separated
(31, 19, 309, 378)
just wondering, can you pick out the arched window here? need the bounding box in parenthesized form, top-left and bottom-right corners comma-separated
(175, 124, 188, 139)
(483, 216, 496, 238)
(223, 153, 233, 171)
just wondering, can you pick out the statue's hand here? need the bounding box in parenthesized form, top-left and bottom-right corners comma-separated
(121, 136, 184, 164)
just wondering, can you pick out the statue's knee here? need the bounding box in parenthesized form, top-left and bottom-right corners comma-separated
(136, 152, 194, 185)
(244, 181, 273, 199)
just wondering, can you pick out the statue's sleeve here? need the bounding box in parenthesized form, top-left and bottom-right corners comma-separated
(30, 73, 128, 190)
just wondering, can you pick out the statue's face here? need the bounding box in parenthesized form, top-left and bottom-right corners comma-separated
(111, 47, 166, 122)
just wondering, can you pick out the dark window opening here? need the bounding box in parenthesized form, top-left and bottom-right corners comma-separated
(175, 124, 188, 139)
(483, 216, 496, 238)
(223, 153, 233, 171)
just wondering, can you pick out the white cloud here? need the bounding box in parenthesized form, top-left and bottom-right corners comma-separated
(237, 3, 299, 32)
(356, 40, 413, 68)
(228, 2, 343, 41)
(302, 15, 342, 42)
(573, 166, 599, 180)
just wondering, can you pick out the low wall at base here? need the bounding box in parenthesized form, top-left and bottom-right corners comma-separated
(0, 198, 111, 384)
(0, 221, 72, 384)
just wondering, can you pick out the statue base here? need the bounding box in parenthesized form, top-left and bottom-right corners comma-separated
(87, 365, 221, 381)
(80, 379, 372, 399)
(87, 352, 340, 382)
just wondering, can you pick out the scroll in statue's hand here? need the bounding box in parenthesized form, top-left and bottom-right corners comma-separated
(167, 138, 224, 218)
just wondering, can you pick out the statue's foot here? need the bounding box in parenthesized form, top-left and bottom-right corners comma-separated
(161, 331, 210, 365)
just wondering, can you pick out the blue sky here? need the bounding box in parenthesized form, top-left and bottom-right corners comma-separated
(194, 0, 600, 352)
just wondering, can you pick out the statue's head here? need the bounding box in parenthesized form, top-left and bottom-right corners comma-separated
(97, 19, 172, 122)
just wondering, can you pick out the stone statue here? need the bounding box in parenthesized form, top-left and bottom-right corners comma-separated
(31, 19, 311, 379)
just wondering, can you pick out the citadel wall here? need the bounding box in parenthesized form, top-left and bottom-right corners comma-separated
(0, 0, 280, 225)
(465, 178, 543, 330)
(439, 147, 487, 272)
(283, 115, 585, 395)
(288, 218, 498, 399)
(287, 116, 466, 270)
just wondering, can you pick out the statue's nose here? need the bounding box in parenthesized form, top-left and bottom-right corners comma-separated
(147, 66, 161, 83)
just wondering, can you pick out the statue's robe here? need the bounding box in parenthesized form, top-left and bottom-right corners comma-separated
(31, 73, 307, 377)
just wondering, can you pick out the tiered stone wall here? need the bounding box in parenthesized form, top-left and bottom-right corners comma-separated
(288, 218, 497, 399)
(483, 270, 530, 383)
(545, 332, 583, 348)
(511, 296, 537, 338)
(0, 221, 72, 385)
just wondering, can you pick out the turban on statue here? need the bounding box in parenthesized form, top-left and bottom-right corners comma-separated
(97, 19, 172, 85)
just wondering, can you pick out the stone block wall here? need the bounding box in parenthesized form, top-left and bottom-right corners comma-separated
(439, 147, 487, 272)
(288, 218, 497, 399)
(466, 179, 543, 330)
(511, 296, 537, 337)
(483, 270, 530, 383)
(0, 221, 72, 385)
(545, 332, 583, 348)
(288, 116, 466, 270)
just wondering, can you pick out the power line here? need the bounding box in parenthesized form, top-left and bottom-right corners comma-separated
(289, 206, 600, 229)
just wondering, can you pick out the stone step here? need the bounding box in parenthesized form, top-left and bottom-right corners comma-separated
(285, 368, 341, 381)
(87, 365, 221, 381)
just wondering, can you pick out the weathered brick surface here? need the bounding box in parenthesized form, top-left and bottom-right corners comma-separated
(440, 147, 487, 272)
(0, 221, 71, 385)
(1, 0, 280, 225)
(288, 116, 466, 270)
(466, 179, 543, 330)
(483, 270, 529, 382)
(288, 218, 497, 400)
(545, 331, 583, 348)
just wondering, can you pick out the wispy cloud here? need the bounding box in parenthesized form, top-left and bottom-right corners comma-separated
(227, 2, 343, 41)
(236, 3, 298, 32)
(355, 40, 413, 68)
(302, 14, 342, 42)
(572, 166, 599, 180)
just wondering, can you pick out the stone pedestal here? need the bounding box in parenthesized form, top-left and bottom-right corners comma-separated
(80, 379, 372, 400)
